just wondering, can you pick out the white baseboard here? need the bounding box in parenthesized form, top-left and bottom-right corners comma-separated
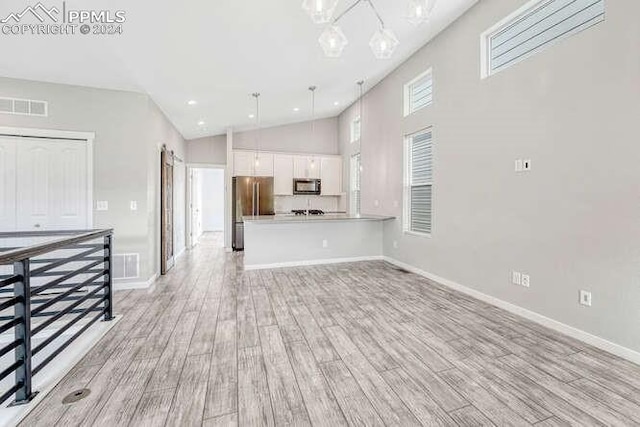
(244, 255, 384, 271)
(113, 273, 158, 291)
(383, 257, 640, 366)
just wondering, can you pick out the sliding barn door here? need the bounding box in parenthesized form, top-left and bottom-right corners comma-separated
(161, 146, 175, 274)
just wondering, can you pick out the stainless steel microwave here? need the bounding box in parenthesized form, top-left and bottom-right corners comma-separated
(293, 179, 321, 195)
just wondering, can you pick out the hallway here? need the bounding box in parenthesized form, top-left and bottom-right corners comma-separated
(20, 235, 640, 426)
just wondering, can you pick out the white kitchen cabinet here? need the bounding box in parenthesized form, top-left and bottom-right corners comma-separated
(234, 151, 273, 177)
(320, 156, 342, 196)
(254, 152, 274, 176)
(293, 155, 321, 179)
(273, 154, 293, 195)
(233, 151, 255, 176)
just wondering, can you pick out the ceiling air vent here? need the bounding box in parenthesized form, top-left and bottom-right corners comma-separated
(112, 253, 140, 279)
(0, 97, 48, 117)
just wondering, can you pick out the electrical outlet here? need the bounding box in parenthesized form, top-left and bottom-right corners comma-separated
(514, 159, 523, 172)
(512, 271, 521, 285)
(374, 199, 380, 207)
(96, 201, 108, 211)
(521, 274, 530, 288)
(393, 240, 398, 249)
(322, 239, 328, 248)
(579, 290, 592, 307)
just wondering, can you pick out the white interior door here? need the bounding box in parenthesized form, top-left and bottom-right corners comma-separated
(0, 136, 90, 232)
(0, 139, 17, 232)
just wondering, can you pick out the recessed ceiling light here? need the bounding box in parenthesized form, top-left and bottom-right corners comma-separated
(248, 114, 255, 118)
(197, 120, 205, 126)
(334, 101, 340, 106)
(188, 100, 197, 106)
(293, 107, 300, 112)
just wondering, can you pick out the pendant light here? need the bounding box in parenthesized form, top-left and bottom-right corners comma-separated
(357, 80, 364, 173)
(302, 0, 339, 24)
(312, 0, 399, 60)
(252, 92, 261, 168)
(309, 86, 317, 169)
(407, 0, 436, 25)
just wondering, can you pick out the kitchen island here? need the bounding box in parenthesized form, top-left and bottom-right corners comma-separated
(243, 214, 394, 269)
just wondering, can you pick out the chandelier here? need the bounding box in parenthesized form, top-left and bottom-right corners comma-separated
(303, 0, 437, 59)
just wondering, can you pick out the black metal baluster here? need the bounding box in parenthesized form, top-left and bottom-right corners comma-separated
(104, 235, 114, 321)
(13, 259, 34, 404)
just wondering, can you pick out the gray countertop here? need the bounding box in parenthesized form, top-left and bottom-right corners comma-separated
(243, 213, 395, 224)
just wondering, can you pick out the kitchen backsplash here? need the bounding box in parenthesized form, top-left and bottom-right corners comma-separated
(275, 195, 345, 213)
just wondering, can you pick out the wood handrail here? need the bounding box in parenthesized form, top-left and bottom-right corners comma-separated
(0, 229, 113, 265)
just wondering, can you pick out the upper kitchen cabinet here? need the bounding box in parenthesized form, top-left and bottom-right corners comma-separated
(293, 155, 321, 179)
(233, 151, 274, 177)
(320, 156, 342, 196)
(273, 154, 293, 195)
(254, 152, 274, 176)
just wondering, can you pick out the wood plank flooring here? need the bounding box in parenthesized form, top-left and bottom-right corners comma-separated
(21, 232, 640, 426)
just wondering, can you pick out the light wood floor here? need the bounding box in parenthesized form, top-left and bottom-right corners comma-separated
(21, 232, 640, 426)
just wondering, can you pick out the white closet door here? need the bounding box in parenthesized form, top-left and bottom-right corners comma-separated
(0, 139, 17, 232)
(16, 138, 89, 231)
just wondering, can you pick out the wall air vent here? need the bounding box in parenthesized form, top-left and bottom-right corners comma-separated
(0, 97, 48, 117)
(112, 253, 140, 279)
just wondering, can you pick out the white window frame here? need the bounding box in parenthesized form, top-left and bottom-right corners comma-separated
(481, 0, 605, 79)
(403, 68, 433, 117)
(350, 153, 361, 215)
(350, 116, 361, 143)
(403, 128, 433, 237)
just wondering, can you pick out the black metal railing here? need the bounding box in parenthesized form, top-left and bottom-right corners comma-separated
(0, 229, 114, 406)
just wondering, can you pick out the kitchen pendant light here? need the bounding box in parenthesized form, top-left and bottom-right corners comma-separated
(309, 86, 317, 169)
(407, 0, 436, 25)
(302, 0, 339, 24)
(319, 25, 348, 57)
(369, 28, 399, 59)
(252, 93, 261, 168)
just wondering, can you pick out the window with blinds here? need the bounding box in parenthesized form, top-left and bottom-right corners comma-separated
(350, 116, 361, 143)
(404, 69, 433, 116)
(405, 129, 432, 235)
(482, 0, 605, 77)
(350, 153, 361, 215)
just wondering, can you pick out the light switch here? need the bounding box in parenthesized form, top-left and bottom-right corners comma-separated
(130, 201, 138, 211)
(96, 201, 108, 211)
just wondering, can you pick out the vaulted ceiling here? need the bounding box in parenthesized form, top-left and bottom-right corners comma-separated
(0, 0, 477, 138)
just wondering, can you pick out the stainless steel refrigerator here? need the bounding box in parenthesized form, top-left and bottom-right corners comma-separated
(232, 176, 275, 250)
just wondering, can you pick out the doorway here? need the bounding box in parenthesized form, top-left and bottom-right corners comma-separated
(187, 165, 226, 249)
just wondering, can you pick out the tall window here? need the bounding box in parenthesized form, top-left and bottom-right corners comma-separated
(350, 116, 361, 143)
(405, 129, 433, 235)
(350, 153, 361, 215)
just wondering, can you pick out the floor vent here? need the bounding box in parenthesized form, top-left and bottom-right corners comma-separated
(62, 389, 91, 404)
(112, 253, 140, 279)
(0, 97, 48, 117)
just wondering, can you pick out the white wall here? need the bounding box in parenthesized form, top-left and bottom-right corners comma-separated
(232, 117, 339, 155)
(339, 0, 640, 354)
(200, 168, 225, 232)
(0, 77, 186, 281)
(187, 135, 227, 164)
